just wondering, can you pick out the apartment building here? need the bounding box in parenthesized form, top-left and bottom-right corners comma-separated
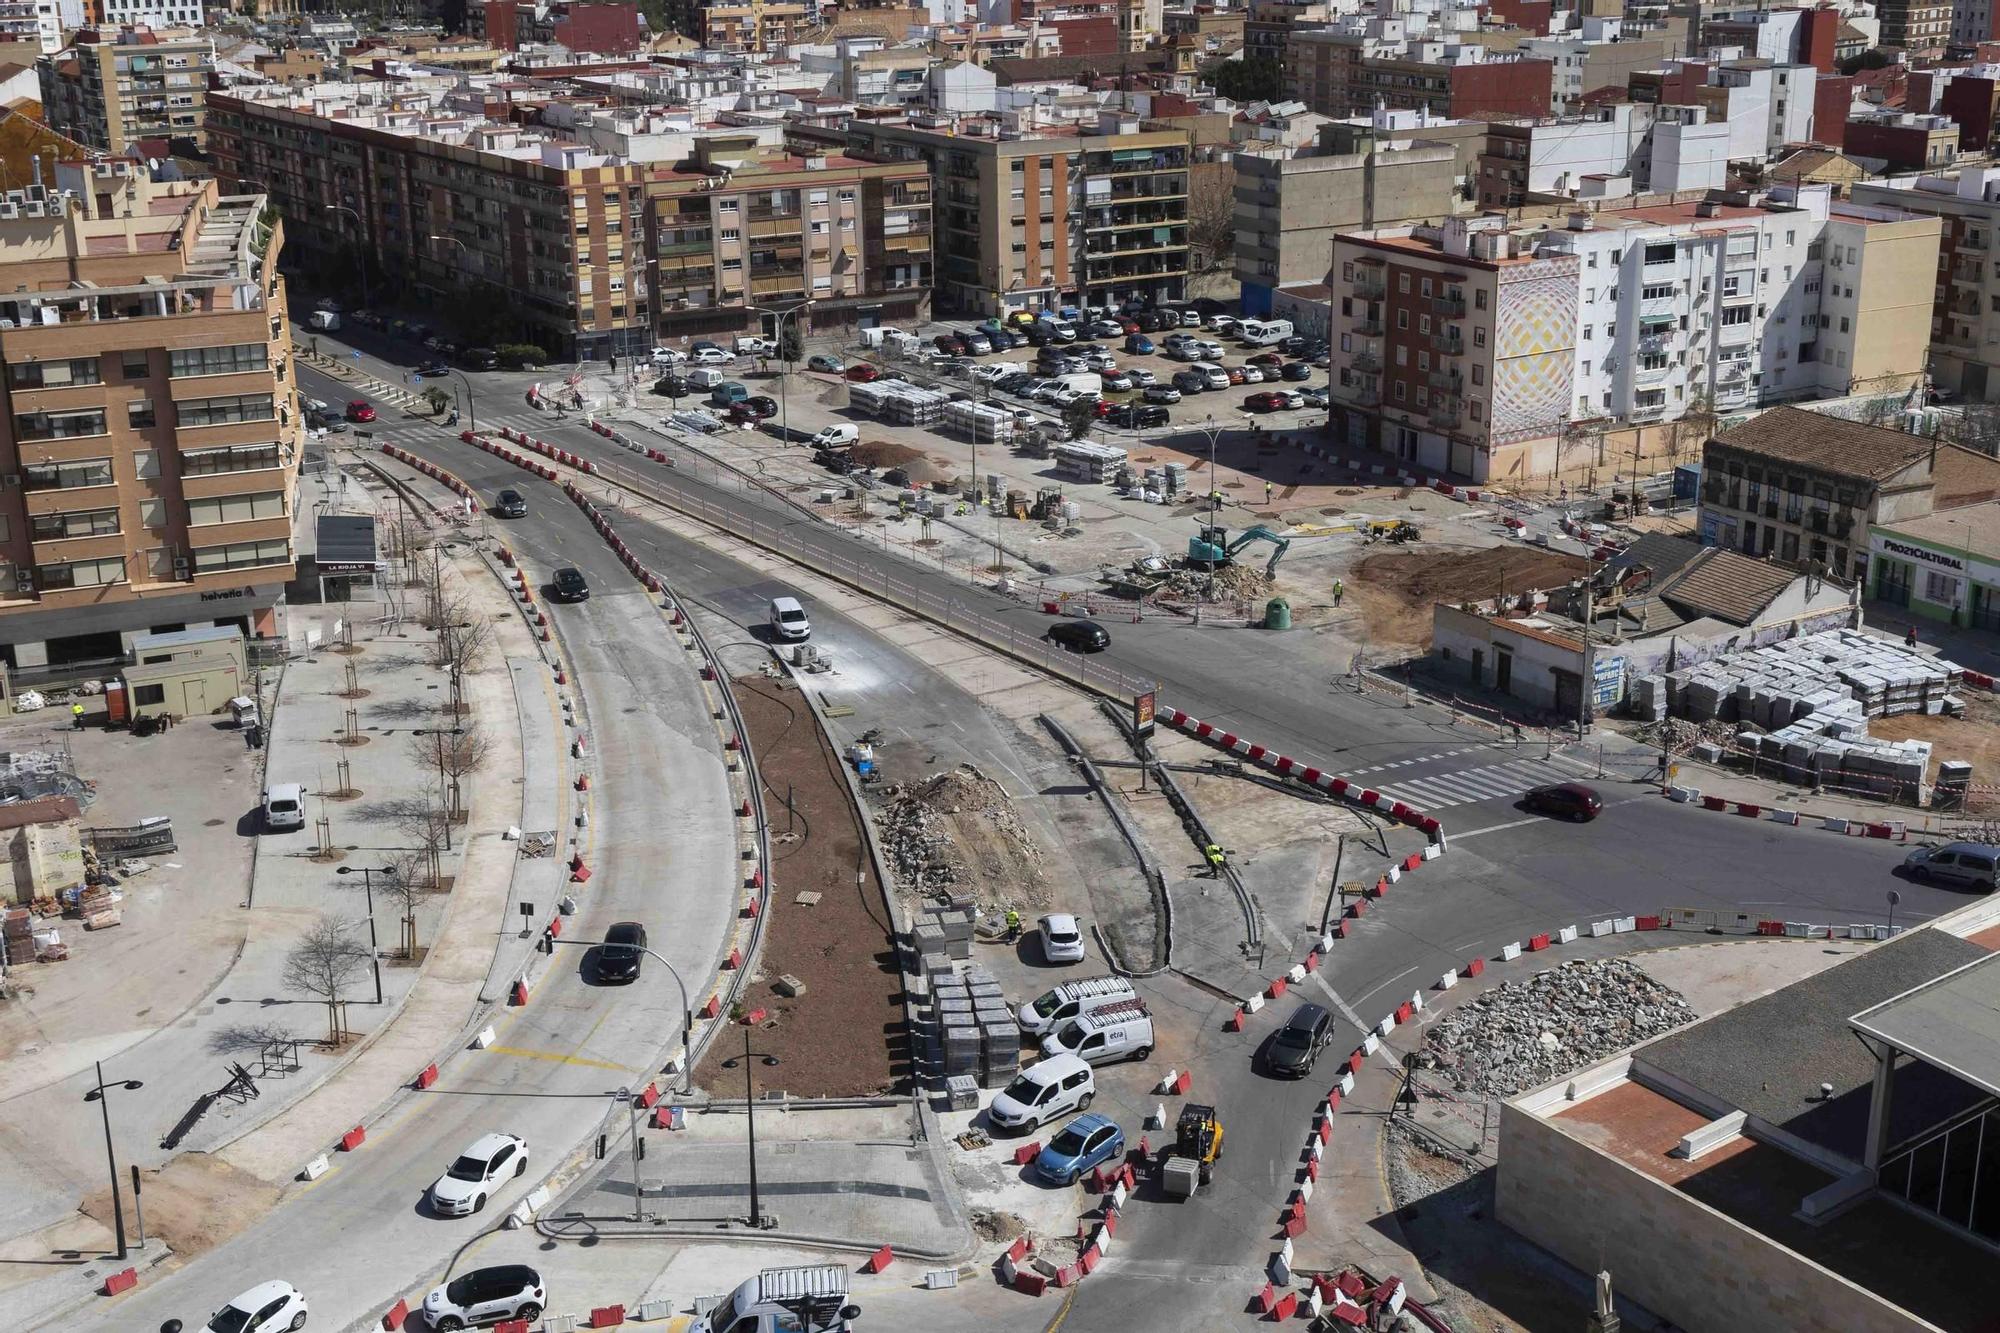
(1518, 15, 1688, 114)
(846, 109, 1191, 318)
(1324, 187, 1938, 483)
(98, 0, 201, 27)
(1285, 30, 1554, 122)
(1877, 0, 1954, 53)
(206, 82, 652, 361)
(1476, 103, 1730, 209)
(1844, 110, 1961, 172)
(40, 26, 214, 154)
(645, 134, 932, 339)
(0, 0, 77, 55)
(0, 162, 299, 669)
(1852, 166, 2000, 400)
(1233, 124, 1460, 314)
(694, 0, 812, 53)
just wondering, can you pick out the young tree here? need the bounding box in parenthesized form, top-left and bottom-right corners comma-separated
(1186, 170, 1236, 279)
(778, 320, 805, 367)
(284, 914, 371, 1042)
(422, 386, 451, 417)
(410, 720, 491, 821)
(1555, 417, 1606, 490)
(380, 850, 430, 958)
(1668, 392, 1719, 467)
(1061, 398, 1100, 441)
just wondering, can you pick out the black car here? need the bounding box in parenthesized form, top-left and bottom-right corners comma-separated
(881, 467, 912, 489)
(492, 489, 527, 519)
(1265, 1002, 1332, 1078)
(597, 921, 647, 982)
(1047, 619, 1110, 652)
(654, 375, 689, 399)
(1279, 361, 1313, 382)
(551, 567, 590, 603)
(1523, 783, 1604, 822)
(997, 373, 1037, 394)
(738, 395, 778, 420)
(1022, 325, 1053, 347)
(1280, 335, 1311, 355)
(1108, 403, 1170, 428)
(462, 347, 501, 371)
(415, 358, 451, 379)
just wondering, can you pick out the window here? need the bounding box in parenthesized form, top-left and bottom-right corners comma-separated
(24, 458, 112, 491)
(1398, 274, 1410, 293)
(121, 350, 149, 379)
(168, 344, 268, 377)
(133, 683, 166, 707)
(1644, 242, 1674, 265)
(177, 394, 275, 427)
(1393, 381, 1407, 401)
(8, 356, 102, 389)
(1475, 289, 1487, 310)
(128, 400, 156, 429)
(1421, 278, 1433, 297)
(187, 491, 285, 526)
(191, 537, 290, 573)
(720, 228, 740, 241)
(1925, 570, 1960, 603)
(1397, 311, 1409, 330)
(1721, 306, 1752, 326)
(14, 409, 106, 441)
(719, 199, 739, 212)
(133, 450, 158, 479)
(181, 442, 282, 475)
(31, 507, 121, 541)
(1474, 328, 1486, 347)
(1583, 325, 1593, 340)
(36, 555, 127, 589)
(1642, 284, 1674, 301)
(1420, 315, 1431, 335)
(1472, 365, 1484, 386)
(840, 216, 855, 230)
(837, 190, 855, 203)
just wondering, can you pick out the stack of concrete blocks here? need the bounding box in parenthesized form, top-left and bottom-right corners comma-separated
(965, 965, 1021, 1088)
(933, 971, 981, 1083)
(1631, 675, 1669, 722)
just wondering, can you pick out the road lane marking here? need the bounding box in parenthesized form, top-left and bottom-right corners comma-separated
(1350, 964, 1419, 1008)
(482, 1044, 634, 1071)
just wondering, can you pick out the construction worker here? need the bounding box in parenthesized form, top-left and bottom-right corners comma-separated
(1003, 908, 1022, 941)
(1264, 480, 1274, 506)
(70, 701, 85, 730)
(1332, 578, 1345, 608)
(1205, 843, 1226, 875)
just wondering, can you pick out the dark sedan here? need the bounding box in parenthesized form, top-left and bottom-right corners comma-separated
(1265, 1002, 1332, 1078)
(551, 567, 590, 603)
(1523, 783, 1604, 821)
(1047, 619, 1110, 653)
(596, 921, 647, 982)
(1278, 362, 1314, 382)
(492, 489, 528, 519)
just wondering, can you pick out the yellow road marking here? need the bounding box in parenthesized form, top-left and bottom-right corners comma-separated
(482, 1044, 633, 1071)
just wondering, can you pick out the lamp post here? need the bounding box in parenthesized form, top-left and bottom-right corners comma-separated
(1195, 413, 1226, 523)
(82, 1062, 143, 1260)
(721, 1028, 781, 1230)
(413, 726, 466, 842)
(543, 936, 695, 1092)
(325, 205, 371, 314)
(749, 300, 815, 449)
(336, 864, 393, 999)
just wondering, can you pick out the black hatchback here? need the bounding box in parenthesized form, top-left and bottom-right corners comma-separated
(1265, 1002, 1332, 1078)
(551, 567, 590, 602)
(1047, 619, 1110, 653)
(492, 489, 527, 518)
(597, 921, 647, 983)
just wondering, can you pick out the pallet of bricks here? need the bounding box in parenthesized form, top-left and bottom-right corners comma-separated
(77, 885, 120, 931)
(2, 908, 31, 966)
(910, 901, 1021, 1091)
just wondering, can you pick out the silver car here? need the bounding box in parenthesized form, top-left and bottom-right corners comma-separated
(1904, 842, 1999, 892)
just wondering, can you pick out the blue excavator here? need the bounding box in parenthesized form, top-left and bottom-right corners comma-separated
(1186, 523, 1290, 575)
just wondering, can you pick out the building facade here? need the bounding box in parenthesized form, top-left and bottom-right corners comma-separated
(847, 110, 1191, 318)
(0, 163, 299, 669)
(40, 27, 214, 154)
(1877, 0, 1955, 53)
(1869, 501, 2000, 632)
(1851, 167, 2000, 400)
(1284, 33, 1554, 123)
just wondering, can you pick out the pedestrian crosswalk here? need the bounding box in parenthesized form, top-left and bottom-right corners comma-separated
(1363, 751, 1599, 812)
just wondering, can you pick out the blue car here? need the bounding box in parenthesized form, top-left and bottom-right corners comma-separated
(1033, 1113, 1125, 1186)
(1124, 334, 1154, 355)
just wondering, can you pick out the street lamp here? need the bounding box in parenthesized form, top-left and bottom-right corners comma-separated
(324, 205, 372, 313)
(413, 726, 466, 845)
(720, 1028, 781, 1230)
(542, 936, 695, 1093)
(1195, 413, 1227, 522)
(749, 300, 815, 449)
(82, 1062, 143, 1260)
(336, 864, 393, 999)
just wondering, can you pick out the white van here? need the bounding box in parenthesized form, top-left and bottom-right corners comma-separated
(686, 367, 726, 390)
(1238, 318, 1295, 347)
(987, 1053, 1095, 1131)
(1018, 975, 1138, 1037)
(769, 596, 811, 641)
(263, 782, 307, 832)
(1042, 997, 1154, 1066)
(809, 424, 858, 450)
(1195, 363, 1230, 390)
(689, 1265, 856, 1333)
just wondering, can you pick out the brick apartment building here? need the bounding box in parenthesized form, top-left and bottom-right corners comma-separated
(1284, 32, 1554, 122)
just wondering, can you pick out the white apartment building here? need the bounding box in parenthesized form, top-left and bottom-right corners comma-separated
(1714, 60, 1820, 160)
(0, 0, 79, 54)
(99, 0, 200, 25)
(1478, 104, 1730, 208)
(1564, 187, 1938, 430)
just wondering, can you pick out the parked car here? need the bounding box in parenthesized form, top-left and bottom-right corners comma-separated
(1046, 619, 1110, 652)
(1301, 387, 1330, 408)
(1084, 351, 1118, 373)
(738, 395, 778, 419)
(1272, 389, 1305, 410)
(1244, 390, 1289, 413)
(653, 375, 690, 399)
(1248, 351, 1285, 369)
(689, 347, 734, 365)
(1033, 1113, 1126, 1187)
(462, 347, 500, 371)
(1108, 403, 1170, 428)
(1127, 368, 1157, 387)
(964, 332, 993, 355)
(1281, 334, 1312, 355)
(429, 1132, 528, 1217)
(1523, 783, 1604, 821)
(990, 329, 1021, 350)
(806, 354, 844, 374)
(415, 358, 451, 378)
(551, 567, 590, 603)
(1903, 841, 2000, 891)
(1142, 384, 1182, 404)
(1279, 361, 1314, 382)
(1264, 1002, 1333, 1078)
(1171, 370, 1208, 394)
(1101, 371, 1135, 392)
(421, 1265, 545, 1331)
(933, 333, 968, 356)
(206, 1281, 309, 1333)
(1122, 334, 1154, 356)
(987, 1053, 1096, 1132)
(845, 363, 882, 383)
(596, 921, 647, 982)
(492, 489, 527, 519)
(345, 399, 376, 423)
(1089, 319, 1125, 338)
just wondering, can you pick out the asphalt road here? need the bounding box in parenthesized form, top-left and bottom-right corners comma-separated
(280, 337, 1969, 1330)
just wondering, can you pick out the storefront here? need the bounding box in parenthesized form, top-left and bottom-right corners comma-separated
(1869, 504, 2000, 634)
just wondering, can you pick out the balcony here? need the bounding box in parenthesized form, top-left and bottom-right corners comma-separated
(1355, 387, 1380, 407)
(1354, 275, 1385, 301)
(1635, 361, 1673, 385)
(1432, 294, 1466, 318)
(1431, 331, 1464, 357)
(1352, 350, 1380, 372)
(1429, 399, 1461, 428)
(1428, 369, 1462, 394)
(1960, 230, 1990, 253)
(1357, 317, 1384, 337)
(1638, 330, 1675, 355)
(1630, 400, 1667, 420)
(1640, 295, 1678, 319)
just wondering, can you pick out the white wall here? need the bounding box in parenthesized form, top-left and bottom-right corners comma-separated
(1649, 118, 1730, 194)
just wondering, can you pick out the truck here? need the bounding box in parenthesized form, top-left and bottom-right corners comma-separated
(307, 310, 341, 331)
(689, 1265, 859, 1333)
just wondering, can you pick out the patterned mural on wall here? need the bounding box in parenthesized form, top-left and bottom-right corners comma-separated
(1492, 255, 1578, 448)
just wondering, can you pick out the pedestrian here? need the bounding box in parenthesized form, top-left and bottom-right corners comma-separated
(609, 354, 619, 373)
(1205, 843, 1227, 876)
(70, 701, 84, 730)
(1906, 624, 1918, 649)
(1265, 480, 1274, 506)
(1003, 908, 1021, 941)
(1332, 578, 1345, 608)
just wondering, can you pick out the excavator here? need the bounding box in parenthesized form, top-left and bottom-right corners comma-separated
(1186, 523, 1290, 575)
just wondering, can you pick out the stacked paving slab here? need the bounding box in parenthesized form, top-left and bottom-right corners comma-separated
(1637, 630, 1960, 796)
(909, 902, 1022, 1089)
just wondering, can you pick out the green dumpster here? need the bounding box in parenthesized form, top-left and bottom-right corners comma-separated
(1264, 596, 1291, 630)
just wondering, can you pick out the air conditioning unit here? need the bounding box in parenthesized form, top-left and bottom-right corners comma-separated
(15, 573, 31, 594)
(0, 202, 16, 220)
(2, 475, 20, 488)
(172, 556, 189, 576)
(23, 202, 44, 218)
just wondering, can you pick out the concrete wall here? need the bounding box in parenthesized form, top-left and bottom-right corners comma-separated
(1432, 604, 1581, 709)
(1497, 1100, 1936, 1333)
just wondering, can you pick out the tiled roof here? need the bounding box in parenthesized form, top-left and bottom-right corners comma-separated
(1710, 406, 1935, 482)
(1657, 547, 1799, 627)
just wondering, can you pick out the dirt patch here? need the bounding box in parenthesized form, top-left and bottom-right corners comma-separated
(1351, 548, 1590, 652)
(971, 1207, 1028, 1243)
(869, 765, 1053, 912)
(1871, 687, 2000, 811)
(695, 675, 904, 1098)
(81, 1153, 278, 1260)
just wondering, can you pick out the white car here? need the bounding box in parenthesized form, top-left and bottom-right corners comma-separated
(1039, 913, 1086, 964)
(1084, 351, 1118, 372)
(206, 1280, 308, 1333)
(690, 347, 733, 366)
(1049, 386, 1089, 408)
(1127, 368, 1157, 387)
(1239, 366, 1265, 384)
(972, 364, 1014, 384)
(1275, 389, 1305, 410)
(428, 1132, 528, 1217)
(1088, 319, 1124, 338)
(421, 1265, 545, 1331)
(649, 346, 684, 366)
(735, 336, 776, 355)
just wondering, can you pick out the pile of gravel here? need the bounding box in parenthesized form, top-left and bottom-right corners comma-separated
(1421, 958, 1692, 1097)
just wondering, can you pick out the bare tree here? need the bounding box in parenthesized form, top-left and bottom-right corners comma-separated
(1666, 391, 1718, 468)
(1555, 417, 1607, 490)
(283, 914, 371, 1043)
(1185, 168, 1236, 280)
(409, 719, 491, 822)
(381, 850, 430, 958)
(436, 606, 492, 716)
(377, 790, 452, 888)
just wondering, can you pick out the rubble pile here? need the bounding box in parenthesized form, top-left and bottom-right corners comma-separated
(875, 766, 1044, 903)
(1422, 959, 1692, 1097)
(1632, 716, 1737, 751)
(1159, 564, 1275, 602)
